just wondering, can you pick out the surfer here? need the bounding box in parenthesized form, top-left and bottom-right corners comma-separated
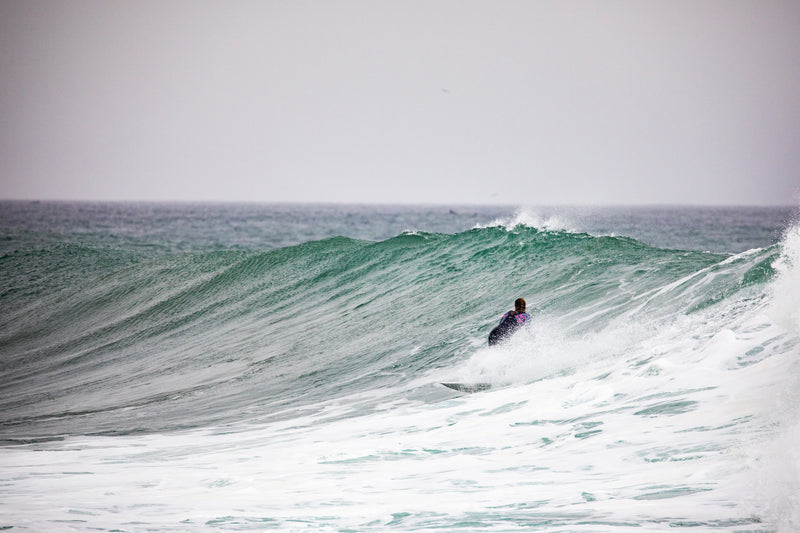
(488, 298, 530, 346)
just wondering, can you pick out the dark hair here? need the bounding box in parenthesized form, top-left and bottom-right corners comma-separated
(514, 298, 526, 312)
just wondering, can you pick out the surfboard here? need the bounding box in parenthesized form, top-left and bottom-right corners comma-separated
(441, 382, 492, 393)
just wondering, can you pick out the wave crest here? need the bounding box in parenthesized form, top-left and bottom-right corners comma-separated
(475, 208, 577, 233)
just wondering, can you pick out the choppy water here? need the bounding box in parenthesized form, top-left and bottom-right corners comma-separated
(0, 202, 798, 532)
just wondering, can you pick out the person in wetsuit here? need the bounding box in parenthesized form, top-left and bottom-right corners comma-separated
(488, 298, 531, 346)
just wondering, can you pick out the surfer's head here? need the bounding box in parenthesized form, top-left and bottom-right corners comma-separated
(514, 298, 526, 313)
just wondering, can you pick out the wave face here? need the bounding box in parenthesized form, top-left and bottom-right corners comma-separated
(0, 202, 798, 532)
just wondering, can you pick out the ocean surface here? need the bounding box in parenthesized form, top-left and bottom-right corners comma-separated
(0, 201, 798, 532)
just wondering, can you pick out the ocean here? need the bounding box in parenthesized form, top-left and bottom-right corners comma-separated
(0, 201, 798, 532)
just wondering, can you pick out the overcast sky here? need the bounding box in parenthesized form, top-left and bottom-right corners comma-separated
(1, 0, 798, 205)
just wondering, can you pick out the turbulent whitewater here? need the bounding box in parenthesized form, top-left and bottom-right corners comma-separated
(0, 202, 798, 532)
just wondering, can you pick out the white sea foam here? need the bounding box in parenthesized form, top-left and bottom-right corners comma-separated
(2, 311, 785, 531)
(748, 220, 800, 532)
(4, 282, 790, 531)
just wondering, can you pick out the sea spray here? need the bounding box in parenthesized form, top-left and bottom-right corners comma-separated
(476, 207, 578, 234)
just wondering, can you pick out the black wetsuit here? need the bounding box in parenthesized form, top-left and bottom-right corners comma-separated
(488, 311, 524, 346)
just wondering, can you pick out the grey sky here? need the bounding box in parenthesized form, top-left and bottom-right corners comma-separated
(1, 0, 798, 205)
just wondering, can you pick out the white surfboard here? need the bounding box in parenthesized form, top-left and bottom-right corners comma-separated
(441, 382, 492, 393)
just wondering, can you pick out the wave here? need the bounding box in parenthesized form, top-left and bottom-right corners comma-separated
(0, 224, 785, 441)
